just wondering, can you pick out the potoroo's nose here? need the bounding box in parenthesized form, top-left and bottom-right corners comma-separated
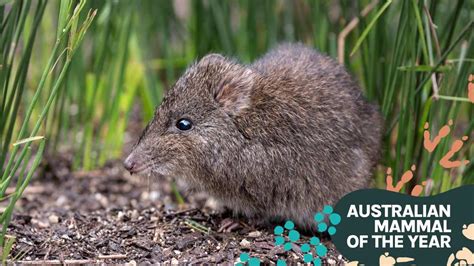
(123, 154, 136, 174)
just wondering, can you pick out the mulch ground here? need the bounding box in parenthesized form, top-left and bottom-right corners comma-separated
(5, 156, 346, 264)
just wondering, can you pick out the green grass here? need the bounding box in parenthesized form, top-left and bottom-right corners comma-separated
(0, 0, 95, 256)
(0, 0, 472, 258)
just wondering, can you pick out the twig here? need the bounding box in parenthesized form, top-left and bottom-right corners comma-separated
(15, 254, 127, 265)
(42, 246, 51, 261)
(423, 5, 442, 99)
(5, 186, 45, 195)
(430, 71, 440, 99)
(16, 259, 97, 264)
(163, 208, 197, 218)
(436, 95, 471, 102)
(423, 5, 441, 57)
(338, 0, 379, 64)
(97, 254, 127, 260)
(12, 246, 32, 261)
(184, 219, 213, 234)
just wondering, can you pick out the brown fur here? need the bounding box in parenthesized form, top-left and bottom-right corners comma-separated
(125, 43, 383, 231)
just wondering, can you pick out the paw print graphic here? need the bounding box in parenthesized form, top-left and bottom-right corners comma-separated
(273, 220, 330, 266)
(300, 236, 328, 266)
(237, 252, 261, 266)
(274, 220, 301, 251)
(313, 205, 341, 235)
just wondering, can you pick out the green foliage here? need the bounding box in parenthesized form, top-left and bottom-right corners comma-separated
(0, 2, 472, 258)
(0, 0, 95, 258)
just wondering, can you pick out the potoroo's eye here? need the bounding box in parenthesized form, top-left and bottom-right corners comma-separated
(176, 118, 193, 131)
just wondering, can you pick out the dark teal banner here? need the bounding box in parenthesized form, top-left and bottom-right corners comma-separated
(332, 185, 474, 265)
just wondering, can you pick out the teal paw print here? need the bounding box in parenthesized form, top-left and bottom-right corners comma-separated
(300, 236, 328, 266)
(237, 253, 260, 266)
(313, 205, 341, 235)
(274, 220, 301, 251)
(273, 220, 302, 265)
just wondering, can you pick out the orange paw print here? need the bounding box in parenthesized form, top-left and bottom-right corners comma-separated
(385, 166, 428, 196)
(424, 120, 452, 153)
(423, 121, 470, 169)
(439, 136, 470, 168)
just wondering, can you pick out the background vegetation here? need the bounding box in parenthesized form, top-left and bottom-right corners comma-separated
(0, 0, 472, 257)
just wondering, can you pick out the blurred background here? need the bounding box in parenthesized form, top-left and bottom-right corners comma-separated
(0, 0, 473, 251)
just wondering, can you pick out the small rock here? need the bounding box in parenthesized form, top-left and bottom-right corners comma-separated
(131, 209, 139, 220)
(171, 258, 179, 265)
(117, 211, 125, 221)
(94, 193, 108, 207)
(291, 252, 299, 259)
(248, 231, 261, 238)
(68, 222, 75, 229)
(31, 218, 49, 228)
(127, 260, 137, 266)
(149, 191, 160, 201)
(55, 195, 68, 206)
(240, 238, 251, 248)
(327, 258, 336, 265)
(204, 197, 219, 210)
(48, 214, 59, 224)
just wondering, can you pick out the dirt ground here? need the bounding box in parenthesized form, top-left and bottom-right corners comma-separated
(6, 154, 346, 265)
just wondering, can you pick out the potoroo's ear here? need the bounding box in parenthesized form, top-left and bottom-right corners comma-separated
(199, 54, 256, 116)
